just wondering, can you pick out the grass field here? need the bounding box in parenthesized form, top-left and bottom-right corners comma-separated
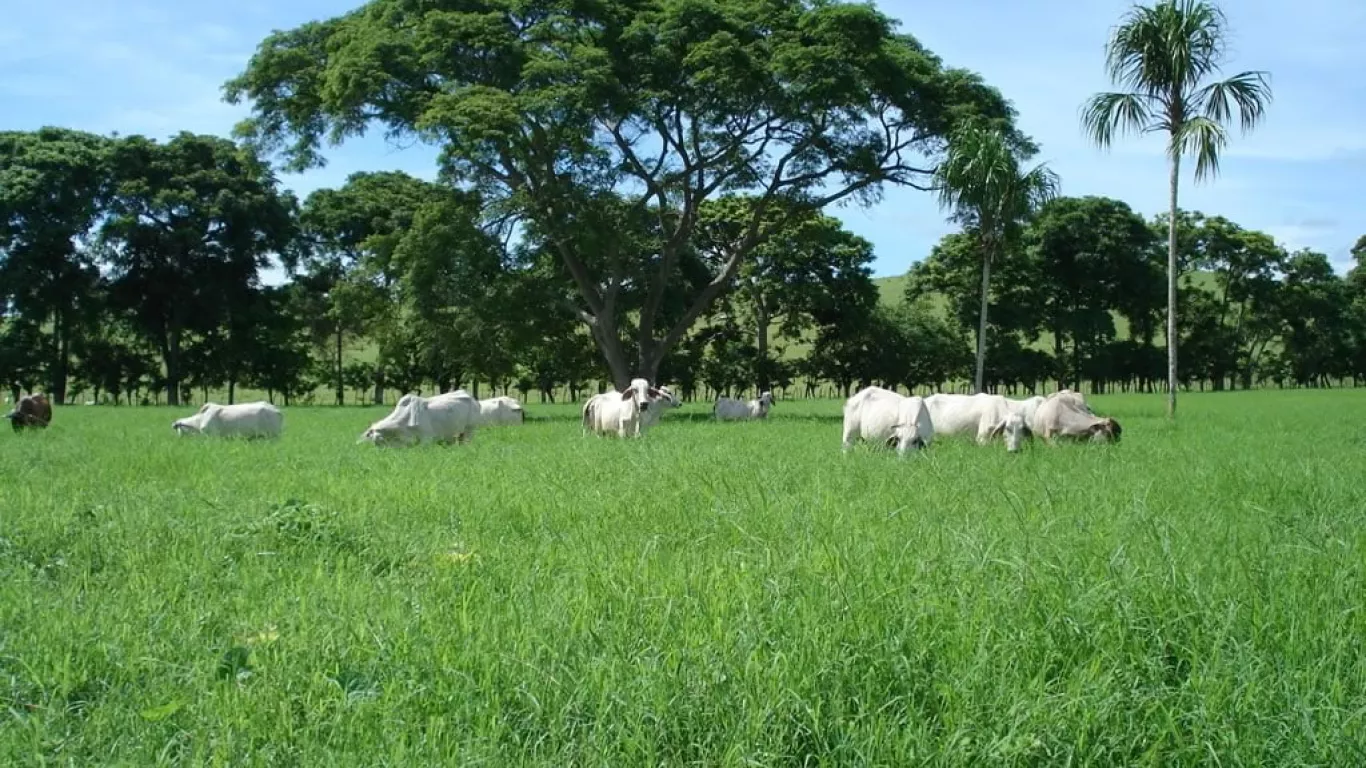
(4, 390, 1366, 764)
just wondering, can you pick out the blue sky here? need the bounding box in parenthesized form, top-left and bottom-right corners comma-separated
(5, 0, 1362, 282)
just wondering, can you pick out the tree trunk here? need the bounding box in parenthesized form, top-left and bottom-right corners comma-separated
(1053, 323, 1065, 391)
(372, 370, 384, 405)
(755, 292, 771, 392)
(335, 325, 344, 406)
(51, 307, 70, 404)
(973, 247, 992, 394)
(592, 324, 634, 389)
(228, 379, 236, 405)
(165, 325, 182, 407)
(1165, 152, 1180, 420)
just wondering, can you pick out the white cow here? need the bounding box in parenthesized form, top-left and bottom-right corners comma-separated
(924, 392, 1031, 452)
(713, 391, 774, 421)
(1032, 391, 1121, 444)
(477, 396, 525, 426)
(640, 385, 683, 428)
(582, 378, 664, 438)
(840, 386, 934, 456)
(360, 390, 479, 446)
(172, 401, 283, 439)
(1006, 395, 1047, 432)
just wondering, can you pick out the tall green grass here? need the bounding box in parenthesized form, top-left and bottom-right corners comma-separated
(3, 391, 1366, 764)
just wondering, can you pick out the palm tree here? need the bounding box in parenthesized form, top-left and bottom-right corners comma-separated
(1081, 0, 1271, 419)
(933, 122, 1059, 394)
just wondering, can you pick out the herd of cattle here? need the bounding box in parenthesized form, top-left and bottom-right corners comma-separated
(5, 379, 1120, 453)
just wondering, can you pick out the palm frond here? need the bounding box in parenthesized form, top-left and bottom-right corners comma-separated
(1195, 70, 1273, 133)
(1105, 0, 1228, 97)
(1080, 91, 1155, 148)
(1173, 115, 1227, 181)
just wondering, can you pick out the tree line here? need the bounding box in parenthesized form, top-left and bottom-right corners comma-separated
(2, 0, 1353, 408)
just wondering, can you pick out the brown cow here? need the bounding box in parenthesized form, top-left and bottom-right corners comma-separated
(6, 393, 52, 432)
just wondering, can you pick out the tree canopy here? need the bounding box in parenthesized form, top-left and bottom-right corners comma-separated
(223, 0, 1026, 385)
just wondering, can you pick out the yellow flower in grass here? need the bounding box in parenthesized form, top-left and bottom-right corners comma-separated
(246, 624, 280, 646)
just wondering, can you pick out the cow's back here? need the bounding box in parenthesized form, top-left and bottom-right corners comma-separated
(426, 392, 477, 437)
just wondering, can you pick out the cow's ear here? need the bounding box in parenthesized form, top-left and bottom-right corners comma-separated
(988, 422, 1004, 438)
(1022, 425, 1034, 440)
(620, 390, 633, 400)
(647, 387, 661, 399)
(404, 399, 424, 428)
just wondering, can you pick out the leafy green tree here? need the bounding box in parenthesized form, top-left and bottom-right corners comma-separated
(0, 128, 112, 403)
(394, 190, 513, 393)
(1278, 250, 1351, 387)
(1081, 0, 1272, 417)
(224, 0, 1023, 387)
(1187, 216, 1285, 388)
(1025, 196, 1155, 389)
(296, 171, 441, 404)
(699, 199, 880, 392)
(0, 318, 46, 401)
(906, 230, 1045, 354)
(99, 132, 298, 406)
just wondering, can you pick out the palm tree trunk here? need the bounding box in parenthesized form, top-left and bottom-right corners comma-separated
(1166, 153, 1180, 419)
(974, 248, 991, 394)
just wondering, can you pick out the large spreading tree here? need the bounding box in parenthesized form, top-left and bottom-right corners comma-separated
(1081, 0, 1271, 418)
(223, 0, 1025, 386)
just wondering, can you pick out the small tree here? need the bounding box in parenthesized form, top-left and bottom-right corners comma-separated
(931, 122, 1058, 392)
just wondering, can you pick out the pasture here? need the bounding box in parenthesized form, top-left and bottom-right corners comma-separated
(3, 391, 1366, 764)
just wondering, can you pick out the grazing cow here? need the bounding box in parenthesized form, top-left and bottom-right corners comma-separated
(841, 386, 934, 456)
(5, 393, 52, 432)
(172, 401, 283, 439)
(640, 385, 683, 428)
(713, 391, 774, 421)
(361, 391, 479, 446)
(924, 392, 1031, 452)
(1032, 392, 1121, 444)
(1006, 395, 1047, 432)
(477, 396, 525, 426)
(582, 378, 663, 438)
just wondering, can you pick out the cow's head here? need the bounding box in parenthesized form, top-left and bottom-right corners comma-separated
(1088, 417, 1121, 443)
(619, 378, 660, 413)
(758, 391, 774, 408)
(172, 418, 198, 435)
(656, 386, 682, 409)
(989, 411, 1030, 452)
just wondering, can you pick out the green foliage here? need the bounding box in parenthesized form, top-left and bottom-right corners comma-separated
(1026, 196, 1159, 385)
(6, 394, 1366, 763)
(0, 128, 112, 401)
(1081, 0, 1272, 173)
(224, 0, 1025, 383)
(99, 132, 299, 405)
